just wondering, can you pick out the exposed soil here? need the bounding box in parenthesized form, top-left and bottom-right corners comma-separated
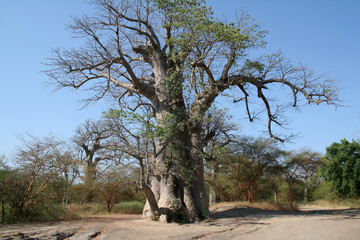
(1, 205, 359, 240)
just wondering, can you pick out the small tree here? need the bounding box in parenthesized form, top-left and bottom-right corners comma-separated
(103, 108, 161, 217)
(222, 137, 283, 202)
(8, 135, 61, 214)
(281, 151, 322, 206)
(95, 166, 135, 212)
(52, 149, 79, 204)
(291, 149, 323, 202)
(202, 108, 237, 204)
(321, 139, 360, 198)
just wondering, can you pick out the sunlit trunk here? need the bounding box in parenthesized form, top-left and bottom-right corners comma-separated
(209, 163, 216, 205)
(141, 54, 210, 222)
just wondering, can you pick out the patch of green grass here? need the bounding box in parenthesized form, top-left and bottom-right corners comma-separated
(2, 204, 69, 224)
(65, 201, 145, 216)
(65, 203, 107, 216)
(112, 201, 144, 214)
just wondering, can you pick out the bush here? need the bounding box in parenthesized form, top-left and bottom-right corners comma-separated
(64, 201, 144, 216)
(312, 181, 337, 201)
(321, 139, 360, 198)
(65, 203, 107, 216)
(3, 203, 68, 223)
(112, 201, 144, 214)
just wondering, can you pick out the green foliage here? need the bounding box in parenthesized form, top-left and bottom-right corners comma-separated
(64, 201, 144, 216)
(241, 59, 265, 77)
(277, 180, 305, 203)
(321, 139, 360, 198)
(0, 166, 15, 223)
(156, 0, 266, 64)
(3, 203, 67, 224)
(103, 108, 159, 159)
(113, 201, 145, 214)
(312, 181, 337, 201)
(156, 114, 186, 140)
(208, 137, 285, 203)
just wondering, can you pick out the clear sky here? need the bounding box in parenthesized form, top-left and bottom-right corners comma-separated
(1, 0, 359, 157)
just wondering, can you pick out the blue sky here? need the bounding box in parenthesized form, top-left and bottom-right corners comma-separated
(1, 0, 359, 157)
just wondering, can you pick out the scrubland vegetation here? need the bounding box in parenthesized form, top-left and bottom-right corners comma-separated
(1, 130, 358, 224)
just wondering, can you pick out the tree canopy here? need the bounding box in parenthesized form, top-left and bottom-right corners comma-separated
(321, 139, 360, 198)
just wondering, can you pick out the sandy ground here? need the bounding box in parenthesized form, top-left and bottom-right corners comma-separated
(0, 205, 359, 240)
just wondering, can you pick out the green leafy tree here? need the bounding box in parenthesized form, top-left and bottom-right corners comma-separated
(45, 0, 338, 222)
(321, 139, 360, 198)
(0, 156, 13, 223)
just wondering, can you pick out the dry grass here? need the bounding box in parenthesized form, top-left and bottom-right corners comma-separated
(301, 199, 360, 209)
(210, 201, 299, 212)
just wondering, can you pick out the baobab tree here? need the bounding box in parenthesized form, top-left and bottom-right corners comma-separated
(73, 120, 120, 202)
(45, 0, 338, 222)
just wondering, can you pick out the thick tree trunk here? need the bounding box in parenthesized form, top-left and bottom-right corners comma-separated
(140, 54, 209, 222)
(189, 128, 209, 219)
(142, 173, 199, 222)
(140, 104, 208, 222)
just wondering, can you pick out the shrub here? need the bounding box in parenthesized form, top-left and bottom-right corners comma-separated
(312, 181, 337, 201)
(4, 203, 67, 223)
(112, 201, 144, 214)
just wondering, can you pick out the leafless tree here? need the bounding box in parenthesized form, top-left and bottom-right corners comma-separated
(94, 165, 134, 212)
(103, 106, 161, 216)
(45, 0, 338, 221)
(73, 120, 119, 202)
(53, 149, 79, 204)
(201, 108, 237, 204)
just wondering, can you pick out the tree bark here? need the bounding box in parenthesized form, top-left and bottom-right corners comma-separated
(209, 163, 216, 205)
(139, 52, 209, 222)
(304, 187, 308, 203)
(189, 128, 209, 219)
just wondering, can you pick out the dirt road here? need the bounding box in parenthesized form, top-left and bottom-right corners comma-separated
(1, 205, 359, 240)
